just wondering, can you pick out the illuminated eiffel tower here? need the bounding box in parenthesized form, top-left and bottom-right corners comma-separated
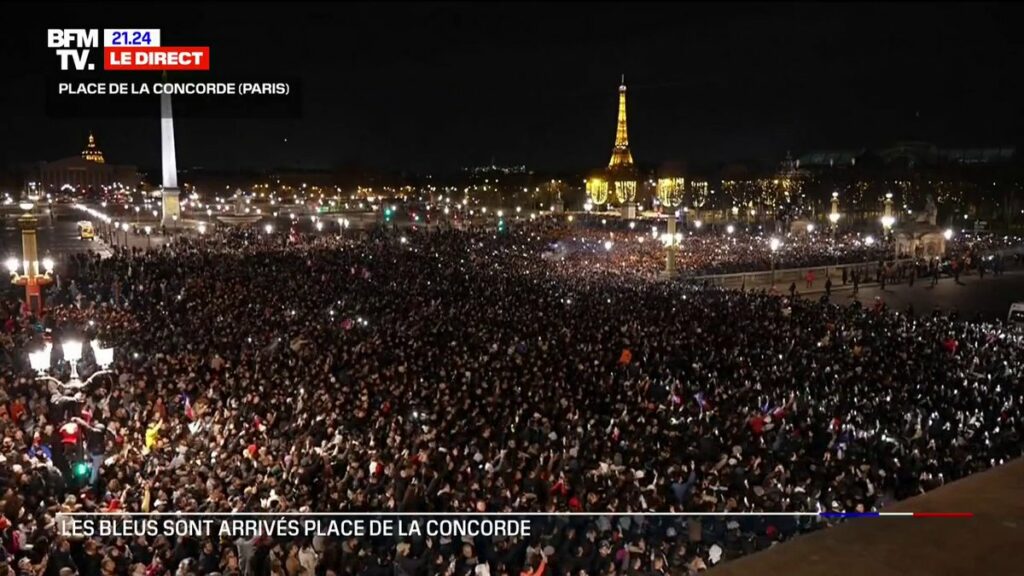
(587, 75, 640, 215)
(608, 75, 634, 169)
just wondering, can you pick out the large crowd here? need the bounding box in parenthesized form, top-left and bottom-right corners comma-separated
(524, 217, 1023, 280)
(523, 218, 896, 278)
(0, 218, 1021, 576)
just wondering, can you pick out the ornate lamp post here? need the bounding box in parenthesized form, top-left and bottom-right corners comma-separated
(31, 339, 115, 488)
(769, 237, 781, 287)
(30, 339, 115, 392)
(881, 192, 896, 259)
(657, 177, 684, 278)
(8, 202, 54, 316)
(828, 192, 841, 238)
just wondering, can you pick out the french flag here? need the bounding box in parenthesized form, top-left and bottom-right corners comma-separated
(695, 392, 710, 415)
(181, 394, 195, 421)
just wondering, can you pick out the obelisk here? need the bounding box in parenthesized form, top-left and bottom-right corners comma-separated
(160, 84, 181, 228)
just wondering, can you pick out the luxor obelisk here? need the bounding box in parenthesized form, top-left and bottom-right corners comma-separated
(160, 85, 181, 227)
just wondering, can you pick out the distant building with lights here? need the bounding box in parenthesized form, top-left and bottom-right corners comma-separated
(24, 133, 139, 194)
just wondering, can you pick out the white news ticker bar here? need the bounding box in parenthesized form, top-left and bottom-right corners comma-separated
(103, 29, 161, 47)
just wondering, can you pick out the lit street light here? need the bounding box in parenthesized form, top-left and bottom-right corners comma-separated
(9, 200, 54, 315)
(769, 237, 781, 287)
(30, 339, 115, 397)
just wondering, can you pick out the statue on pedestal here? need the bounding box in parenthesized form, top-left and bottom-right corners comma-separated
(915, 194, 938, 226)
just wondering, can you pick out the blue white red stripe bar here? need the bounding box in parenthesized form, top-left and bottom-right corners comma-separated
(820, 512, 972, 518)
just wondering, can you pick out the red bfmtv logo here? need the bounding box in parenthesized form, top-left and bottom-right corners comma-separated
(48, 29, 210, 71)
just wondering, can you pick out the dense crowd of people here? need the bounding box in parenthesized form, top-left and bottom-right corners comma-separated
(0, 218, 1021, 576)
(525, 219, 895, 278)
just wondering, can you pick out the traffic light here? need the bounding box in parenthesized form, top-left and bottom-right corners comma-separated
(384, 206, 394, 222)
(497, 217, 506, 233)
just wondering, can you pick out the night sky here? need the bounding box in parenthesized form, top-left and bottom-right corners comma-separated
(2, 2, 1023, 174)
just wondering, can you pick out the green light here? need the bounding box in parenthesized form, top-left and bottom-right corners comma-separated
(73, 461, 90, 478)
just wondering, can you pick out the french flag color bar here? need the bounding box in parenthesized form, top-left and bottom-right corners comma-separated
(820, 512, 974, 518)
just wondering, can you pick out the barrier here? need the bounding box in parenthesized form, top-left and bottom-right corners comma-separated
(685, 258, 918, 290)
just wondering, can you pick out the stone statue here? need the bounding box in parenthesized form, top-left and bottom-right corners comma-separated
(915, 194, 938, 226)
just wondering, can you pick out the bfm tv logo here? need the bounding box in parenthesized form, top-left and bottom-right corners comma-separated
(49, 29, 99, 70)
(48, 29, 210, 71)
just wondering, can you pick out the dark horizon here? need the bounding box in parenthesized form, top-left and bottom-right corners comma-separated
(2, 2, 1023, 174)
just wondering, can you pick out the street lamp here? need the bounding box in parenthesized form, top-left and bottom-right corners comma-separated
(943, 228, 954, 240)
(828, 192, 841, 239)
(769, 237, 781, 287)
(264, 223, 273, 235)
(144, 226, 152, 248)
(726, 224, 735, 235)
(31, 339, 115, 395)
(9, 200, 54, 316)
(881, 214, 896, 258)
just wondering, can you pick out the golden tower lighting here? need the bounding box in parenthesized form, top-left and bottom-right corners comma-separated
(608, 75, 634, 169)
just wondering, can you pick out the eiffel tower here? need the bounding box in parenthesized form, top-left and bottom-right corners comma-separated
(608, 75, 634, 169)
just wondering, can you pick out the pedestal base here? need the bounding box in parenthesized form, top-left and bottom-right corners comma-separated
(550, 199, 564, 213)
(620, 202, 637, 220)
(161, 188, 181, 228)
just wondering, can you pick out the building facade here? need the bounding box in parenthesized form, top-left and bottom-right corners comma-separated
(25, 133, 140, 194)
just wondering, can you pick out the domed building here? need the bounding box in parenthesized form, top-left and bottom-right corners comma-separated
(25, 132, 140, 194)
